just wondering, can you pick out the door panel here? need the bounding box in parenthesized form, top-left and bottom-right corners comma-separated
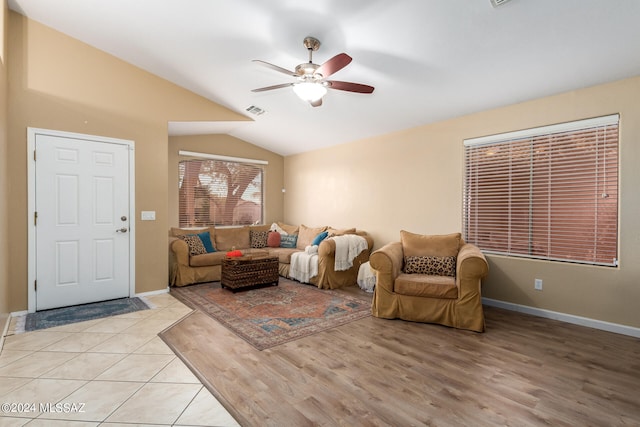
(35, 134, 130, 310)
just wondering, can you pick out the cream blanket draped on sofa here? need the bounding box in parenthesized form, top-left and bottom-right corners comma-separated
(333, 235, 368, 271)
(289, 245, 319, 283)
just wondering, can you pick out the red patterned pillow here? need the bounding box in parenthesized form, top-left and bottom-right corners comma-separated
(267, 231, 281, 248)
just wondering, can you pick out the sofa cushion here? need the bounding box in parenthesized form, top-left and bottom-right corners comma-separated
(267, 231, 281, 247)
(280, 234, 298, 248)
(400, 231, 461, 258)
(266, 247, 300, 264)
(327, 227, 356, 237)
(250, 230, 269, 248)
(404, 255, 456, 277)
(189, 251, 227, 267)
(297, 224, 328, 250)
(171, 227, 217, 249)
(178, 234, 208, 256)
(250, 224, 271, 233)
(215, 226, 250, 251)
(171, 226, 205, 237)
(394, 273, 458, 299)
(277, 222, 299, 235)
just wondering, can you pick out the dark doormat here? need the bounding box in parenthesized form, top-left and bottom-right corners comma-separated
(21, 297, 151, 332)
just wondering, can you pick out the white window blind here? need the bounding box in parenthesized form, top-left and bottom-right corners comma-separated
(463, 115, 619, 266)
(178, 151, 266, 227)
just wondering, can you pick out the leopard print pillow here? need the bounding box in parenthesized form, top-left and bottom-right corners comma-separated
(178, 234, 207, 256)
(250, 230, 269, 248)
(404, 256, 457, 277)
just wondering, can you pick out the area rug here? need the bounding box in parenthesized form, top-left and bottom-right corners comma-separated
(18, 297, 151, 333)
(170, 279, 371, 350)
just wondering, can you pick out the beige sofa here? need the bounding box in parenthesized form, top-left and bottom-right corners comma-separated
(169, 222, 373, 290)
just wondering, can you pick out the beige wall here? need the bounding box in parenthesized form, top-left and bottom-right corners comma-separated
(0, 0, 9, 321)
(285, 76, 640, 329)
(168, 134, 284, 227)
(6, 12, 249, 311)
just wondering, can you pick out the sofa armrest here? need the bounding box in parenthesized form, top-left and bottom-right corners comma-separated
(318, 232, 374, 258)
(170, 238, 190, 266)
(369, 241, 403, 293)
(456, 243, 489, 296)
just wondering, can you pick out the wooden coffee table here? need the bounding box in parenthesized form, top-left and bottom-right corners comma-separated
(221, 255, 279, 292)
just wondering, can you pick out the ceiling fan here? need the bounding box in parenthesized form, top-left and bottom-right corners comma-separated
(251, 36, 375, 107)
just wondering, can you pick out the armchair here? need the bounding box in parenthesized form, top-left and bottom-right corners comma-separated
(369, 231, 488, 332)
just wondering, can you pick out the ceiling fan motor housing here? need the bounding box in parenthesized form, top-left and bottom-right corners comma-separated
(295, 62, 321, 78)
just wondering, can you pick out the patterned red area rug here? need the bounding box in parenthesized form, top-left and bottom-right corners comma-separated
(170, 279, 371, 350)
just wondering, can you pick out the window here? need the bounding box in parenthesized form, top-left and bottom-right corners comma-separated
(178, 151, 266, 227)
(463, 115, 619, 266)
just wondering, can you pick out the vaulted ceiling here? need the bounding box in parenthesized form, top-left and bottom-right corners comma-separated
(9, 0, 640, 155)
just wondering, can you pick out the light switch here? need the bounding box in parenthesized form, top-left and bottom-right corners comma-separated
(141, 211, 156, 221)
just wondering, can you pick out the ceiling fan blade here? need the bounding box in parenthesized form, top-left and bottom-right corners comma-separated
(326, 80, 375, 94)
(252, 60, 297, 77)
(309, 98, 323, 107)
(315, 53, 352, 78)
(251, 82, 294, 92)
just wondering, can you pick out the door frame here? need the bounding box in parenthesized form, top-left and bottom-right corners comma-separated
(27, 128, 136, 313)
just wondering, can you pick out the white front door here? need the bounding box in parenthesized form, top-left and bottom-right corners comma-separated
(34, 131, 132, 311)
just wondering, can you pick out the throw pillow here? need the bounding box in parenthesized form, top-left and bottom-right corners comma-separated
(197, 231, 216, 253)
(297, 224, 328, 250)
(178, 234, 207, 256)
(267, 231, 281, 248)
(250, 230, 269, 248)
(311, 231, 329, 246)
(280, 234, 298, 248)
(270, 222, 288, 235)
(404, 255, 457, 277)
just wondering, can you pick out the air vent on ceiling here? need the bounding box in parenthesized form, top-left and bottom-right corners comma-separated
(490, 0, 512, 7)
(245, 105, 266, 116)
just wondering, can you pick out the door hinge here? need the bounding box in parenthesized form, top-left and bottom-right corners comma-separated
(34, 150, 36, 161)
(34, 280, 37, 291)
(34, 211, 38, 226)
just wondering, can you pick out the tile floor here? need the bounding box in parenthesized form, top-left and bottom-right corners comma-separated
(0, 293, 240, 427)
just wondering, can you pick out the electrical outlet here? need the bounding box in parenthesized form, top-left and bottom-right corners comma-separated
(534, 278, 543, 291)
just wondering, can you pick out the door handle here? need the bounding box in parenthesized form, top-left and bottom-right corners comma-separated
(116, 227, 128, 233)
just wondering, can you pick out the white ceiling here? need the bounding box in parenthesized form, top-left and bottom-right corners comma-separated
(8, 0, 640, 156)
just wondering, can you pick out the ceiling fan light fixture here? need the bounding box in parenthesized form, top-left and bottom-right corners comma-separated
(292, 82, 327, 102)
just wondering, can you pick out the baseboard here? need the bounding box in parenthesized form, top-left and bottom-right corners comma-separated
(483, 298, 640, 338)
(135, 287, 169, 298)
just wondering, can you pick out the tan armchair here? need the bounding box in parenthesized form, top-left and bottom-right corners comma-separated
(369, 231, 489, 332)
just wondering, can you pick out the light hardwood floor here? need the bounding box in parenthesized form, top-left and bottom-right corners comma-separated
(160, 286, 640, 427)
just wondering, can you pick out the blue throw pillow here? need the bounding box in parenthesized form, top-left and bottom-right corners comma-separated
(280, 234, 298, 248)
(197, 231, 216, 253)
(311, 231, 329, 246)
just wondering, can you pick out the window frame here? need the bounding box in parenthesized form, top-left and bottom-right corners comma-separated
(463, 114, 620, 267)
(178, 150, 267, 228)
